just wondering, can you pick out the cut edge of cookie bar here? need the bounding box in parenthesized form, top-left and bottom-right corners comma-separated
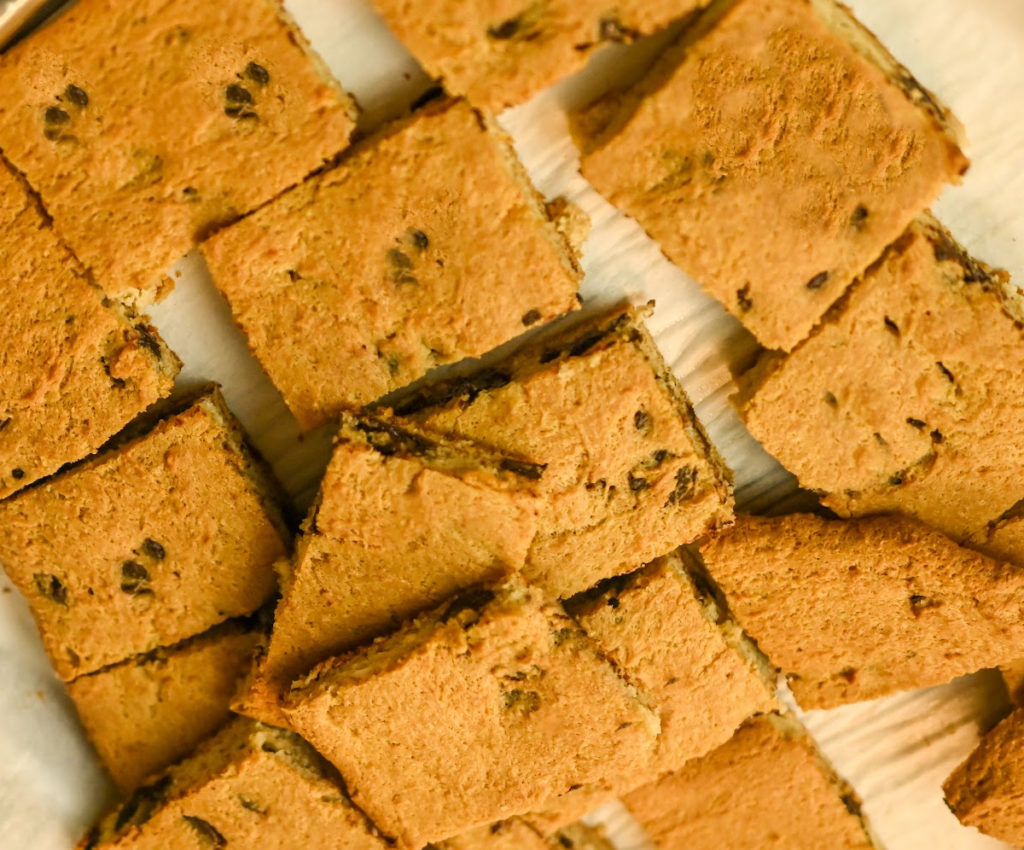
(735, 214, 1016, 529)
(78, 716, 380, 850)
(943, 706, 1024, 846)
(66, 615, 264, 793)
(235, 411, 544, 726)
(622, 712, 880, 849)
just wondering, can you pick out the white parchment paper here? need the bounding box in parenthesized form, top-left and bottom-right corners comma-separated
(1, 1, 1022, 848)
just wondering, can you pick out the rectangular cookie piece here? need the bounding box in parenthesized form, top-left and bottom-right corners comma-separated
(739, 216, 1024, 543)
(79, 717, 387, 850)
(67, 619, 261, 792)
(202, 97, 583, 428)
(944, 706, 1024, 846)
(0, 388, 289, 680)
(389, 305, 733, 598)
(622, 713, 876, 849)
(368, 1, 708, 114)
(239, 413, 540, 724)
(571, 0, 967, 350)
(283, 577, 659, 849)
(0, 158, 178, 499)
(0, 0, 356, 301)
(698, 513, 1024, 708)
(567, 552, 776, 774)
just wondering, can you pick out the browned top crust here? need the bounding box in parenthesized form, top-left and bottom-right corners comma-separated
(700, 513, 1024, 708)
(572, 0, 967, 351)
(0, 389, 288, 679)
(0, 0, 356, 300)
(739, 216, 1023, 544)
(368, 0, 707, 113)
(203, 98, 583, 429)
(0, 159, 178, 499)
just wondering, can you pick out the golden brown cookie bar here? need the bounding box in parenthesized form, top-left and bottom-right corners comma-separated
(623, 714, 876, 849)
(944, 707, 1024, 845)
(284, 577, 659, 849)
(368, 1, 707, 114)
(698, 513, 1024, 709)
(203, 97, 583, 429)
(437, 818, 615, 850)
(68, 619, 261, 792)
(238, 412, 540, 725)
(567, 552, 776, 773)
(0, 389, 289, 680)
(0, 159, 178, 500)
(0, 0, 356, 301)
(389, 305, 733, 598)
(739, 217, 1022, 543)
(571, 0, 967, 351)
(79, 718, 387, 850)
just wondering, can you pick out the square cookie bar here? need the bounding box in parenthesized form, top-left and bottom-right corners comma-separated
(79, 718, 386, 850)
(571, 0, 967, 350)
(945, 707, 1024, 846)
(699, 513, 1024, 708)
(0, 159, 178, 499)
(203, 97, 583, 428)
(369, 0, 708, 113)
(0, 0, 356, 300)
(0, 389, 289, 679)
(739, 217, 1023, 543)
(284, 578, 659, 849)
(391, 305, 733, 598)
(68, 619, 261, 792)
(568, 552, 776, 773)
(240, 413, 540, 724)
(623, 714, 876, 849)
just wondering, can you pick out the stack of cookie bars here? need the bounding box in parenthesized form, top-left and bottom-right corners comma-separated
(0, 0, 1021, 847)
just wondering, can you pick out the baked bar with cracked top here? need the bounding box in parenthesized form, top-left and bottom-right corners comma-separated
(944, 707, 1024, 846)
(699, 513, 1024, 708)
(571, 0, 967, 350)
(0, 0, 357, 301)
(567, 551, 776, 773)
(78, 718, 387, 850)
(0, 389, 289, 680)
(203, 97, 584, 429)
(739, 216, 1023, 544)
(284, 577, 659, 849)
(389, 305, 733, 598)
(622, 713, 876, 849)
(0, 159, 178, 500)
(368, 0, 709, 114)
(67, 619, 261, 792)
(238, 412, 540, 725)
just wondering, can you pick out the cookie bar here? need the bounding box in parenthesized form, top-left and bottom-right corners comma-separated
(202, 97, 583, 429)
(239, 412, 540, 724)
(390, 305, 733, 598)
(79, 718, 387, 850)
(0, 0, 356, 301)
(739, 217, 1023, 543)
(284, 577, 659, 849)
(698, 513, 1024, 708)
(571, 0, 967, 351)
(0, 159, 178, 500)
(0, 389, 289, 679)
(944, 707, 1024, 845)
(67, 619, 261, 792)
(368, 1, 708, 114)
(567, 552, 776, 773)
(622, 714, 876, 849)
